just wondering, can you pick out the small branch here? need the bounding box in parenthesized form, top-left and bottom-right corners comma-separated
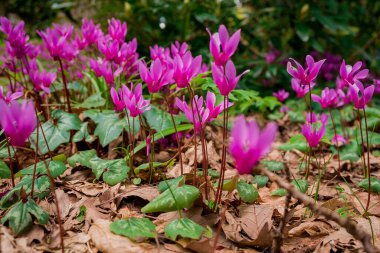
(256, 167, 379, 253)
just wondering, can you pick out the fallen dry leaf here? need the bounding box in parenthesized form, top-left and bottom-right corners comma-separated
(351, 192, 380, 217)
(288, 220, 335, 237)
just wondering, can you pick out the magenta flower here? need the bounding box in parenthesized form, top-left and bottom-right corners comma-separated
(374, 79, 380, 94)
(171, 41, 188, 57)
(173, 52, 202, 88)
(287, 55, 325, 86)
(89, 59, 122, 85)
(37, 24, 78, 61)
(110, 87, 125, 112)
(207, 25, 241, 66)
(29, 68, 57, 93)
(0, 99, 37, 147)
(291, 79, 315, 98)
(139, 59, 174, 93)
(81, 18, 103, 47)
(211, 60, 249, 96)
(302, 113, 328, 148)
(311, 87, 339, 109)
(306, 112, 318, 124)
(272, 89, 289, 102)
(349, 83, 375, 109)
(229, 116, 277, 175)
(108, 18, 127, 43)
(332, 134, 347, 146)
(340, 60, 368, 87)
(336, 88, 351, 106)
(97, 36, 120, 62)
(175, 96, 209, 134)
(124, 83, 151, 117)
(150, 45, 171, 64)
(0, 86, 23, 103)
(205, 91, 233, 122)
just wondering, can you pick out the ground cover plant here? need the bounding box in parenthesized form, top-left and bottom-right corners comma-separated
(0, 14, 380, 253)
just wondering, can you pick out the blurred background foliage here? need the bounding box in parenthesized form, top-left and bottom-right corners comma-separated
(1, 0, 380, 95)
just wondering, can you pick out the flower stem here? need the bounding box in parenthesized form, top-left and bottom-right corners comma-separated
(357, 110, 367, 177)
(31, 115, 39, 197)
(363, 108, 371, 212)
(57, 57, 72, 113)
(187, 86, 198, 186)
(163, 95, 184, 175)
(7, 141, 15, 187)
(329, 108, 341, 172)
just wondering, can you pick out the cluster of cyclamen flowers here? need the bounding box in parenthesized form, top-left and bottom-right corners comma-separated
(283, 55, 375, 148)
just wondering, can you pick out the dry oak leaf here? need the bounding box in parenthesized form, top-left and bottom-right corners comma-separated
(222, 204, 274, 247)
(288, 220, 335, 237)
(88, 219, 171, 253)
(314, 227, 363, 253)
(350, 192, 380, 217)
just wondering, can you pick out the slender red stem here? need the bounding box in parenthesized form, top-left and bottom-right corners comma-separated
(357, 110, 367, 176)
(31, 116, 40, 197)
(7, 141, 15, 187)
(363, 108, 371, 212)
(57, 57, 72, 113)
(329, 108, 341, 172)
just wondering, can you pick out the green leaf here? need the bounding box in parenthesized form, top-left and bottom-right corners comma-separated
(143, 105, 182, 132)
(295, 23, 311, 42)
(110, 218, 157, 241)
(261, 160, 284, 172)
(271, 188, 287, 196)
(0, 160, 11, 179)
(292, 179, 308, 193)
(2, 199, 48, 235)
(253, 175, 268, 188)
(279, 134, 308, 152)
(358, 177, 380, 193)
(31, 110, 81, 154)
(158, 176, 185, 193)
(68, 150, 129, 186)
(76, 205, 86, 222)
(75, 93, 106, 109)
(237, 181, 259, 203)
(164, 218, 205, 240)
(20, 160, 66, 179)
(141, 185, 199, 213)
(134, 162, 164, 174)
(73, 122, 95, 143)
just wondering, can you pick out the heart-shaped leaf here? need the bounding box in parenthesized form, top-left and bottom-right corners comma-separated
(237, 181, 259, 203)
(110, 218, 157, 241)
(164, 218, 205, 240)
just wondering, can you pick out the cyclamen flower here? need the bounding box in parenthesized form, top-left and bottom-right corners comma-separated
(110, 87, 125, 112)
(211, 60, 249, 96)
(306, 112, 318, 124)
(374, 79, 380, 94)
(97, 36, 120, 62)
(230, 116, 277, 175)
(150, 45, 171, 64)
(272, 89, 289, 102)
(311, 87, 339, 109)
(349, 83, 375, 109)
(207, 25, 241, 66)
(124, 83, 151, 117)
(340, 60, 368, 87)
(29, 69, 57, 93)
(337, 88, 351, 106)
(171, 41, 188, 57)
(0, 86, 23, 103)
(89, 59, 122, 85)
(175, 96, 209, 134)
(302, 113, 328, 148)
(173, 52, 202, 88)
(139, 59, 174, 93)
(332, 134, 347, 146)
(206, 91, 233, 122)
(0, 99, 37, 147)
(287, 55, 325, 86)
(291, 79, 315, 98)
(37, 24, 78, 61)
(108, 18, 127, 43)
(81, 18, 103, 47)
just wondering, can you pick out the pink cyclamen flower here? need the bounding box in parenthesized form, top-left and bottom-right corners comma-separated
(81, 18, 104, 47)
(339, 60, 368, 87)
(306, 112, 318, 124)
(207, 25, 241, 66)
(124, 83, 151, 117)
(287, 55, 325, 86)
(37, 24, 78, 61)
(173, 52, 202, 88)
(311, 87, 339, 109)
(332, 134, 347, 146)
(272, 89, 289, 102)
(0, 99, 37, 147)
(0, 86, 23, 103)
(291, 79, 315, 98)
(108, 18, 127, 43)
(110, 86, 126, 112)
(206, 91, 233, 122)
(175, 96, 210, 134)
(211, 60, 249, 96)
(302, 113, 328, 148)
(230, 115, 277, 175)
(374, 79, 380, 94)
(150, 45, 171, 64)
(171, 41, 188, 57)
(29, 69, 57, 93)
(349, 82, 375, 109)
(139, 59, 174, 93)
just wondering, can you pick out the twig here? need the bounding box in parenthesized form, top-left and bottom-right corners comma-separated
(272, 165, 291, 253)
(256, 167, 379, 253)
